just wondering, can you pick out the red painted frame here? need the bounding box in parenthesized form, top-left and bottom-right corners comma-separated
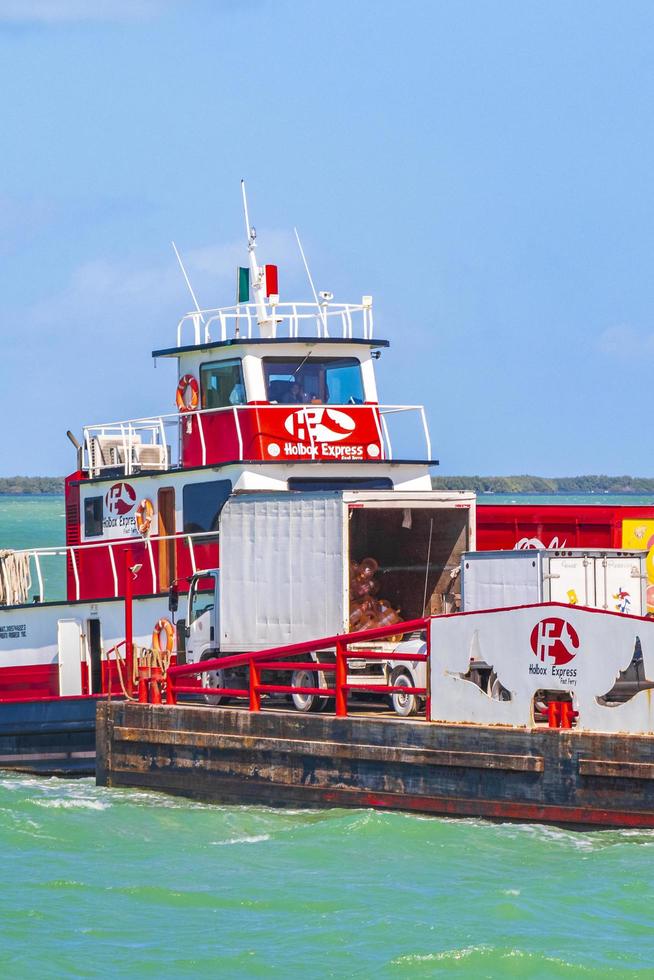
(166, 616, 430, 716)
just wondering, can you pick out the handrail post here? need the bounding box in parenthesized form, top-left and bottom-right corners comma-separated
(335, 640, 347, 717)
(419, 406, 432, 460)
(232, 405, 244, 460)
(197, 411, 207, 465)
(34, 553, 44, 603)
(70, 547, 80, 600)
(124, 547, 134, 698)
(424, 617, 431, 721)
(249, 656, 261, 711)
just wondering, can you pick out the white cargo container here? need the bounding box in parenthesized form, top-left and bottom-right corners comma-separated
(218, 490, 475, 651)
(461, 549, 647, 616)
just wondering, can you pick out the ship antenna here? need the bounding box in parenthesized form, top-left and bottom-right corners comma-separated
(294, 227, 327, 335)
(241, 179, 269, 329)
(171, 241, 205, 325)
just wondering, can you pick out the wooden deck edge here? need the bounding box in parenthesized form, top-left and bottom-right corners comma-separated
(579, 758, 654, 779)
(112, 724, 544, 772)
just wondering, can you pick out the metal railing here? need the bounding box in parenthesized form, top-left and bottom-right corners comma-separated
(177, 300, 374, 347)
(4, 530, 219, 604)
(82, 403, 432, 476)
(166, 617, 430, 718)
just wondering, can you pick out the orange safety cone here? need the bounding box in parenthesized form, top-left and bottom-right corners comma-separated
(149, 665, 163, 705)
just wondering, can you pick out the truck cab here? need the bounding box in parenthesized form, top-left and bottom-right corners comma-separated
(186, 570, 219, 661)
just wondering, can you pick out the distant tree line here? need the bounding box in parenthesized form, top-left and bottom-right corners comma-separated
(2, 474, 654, 496)
(432, 475, 654, 494)
(0, 477, 64, 495)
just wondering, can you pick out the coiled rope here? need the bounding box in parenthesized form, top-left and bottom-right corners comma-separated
(0, 550, 32, 606)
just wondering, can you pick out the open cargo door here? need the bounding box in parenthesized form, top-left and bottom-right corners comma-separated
(347, 499, 473, 628)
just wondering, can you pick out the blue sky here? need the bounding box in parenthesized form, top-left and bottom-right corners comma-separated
(2, 0, 654, 477)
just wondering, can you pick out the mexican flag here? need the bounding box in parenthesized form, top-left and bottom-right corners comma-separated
(237, 267, 250, 304)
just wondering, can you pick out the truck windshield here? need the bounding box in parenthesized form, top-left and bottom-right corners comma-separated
(263, 357, 364, 405)
(190, 580, 215, 622)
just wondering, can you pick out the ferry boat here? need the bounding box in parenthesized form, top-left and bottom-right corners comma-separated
(0, 185, 474, 773)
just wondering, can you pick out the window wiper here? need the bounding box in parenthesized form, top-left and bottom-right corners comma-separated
(293, 348, 314, 379)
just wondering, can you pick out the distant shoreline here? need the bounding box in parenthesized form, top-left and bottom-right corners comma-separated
(1, 475, 654, 496)
(432, 476, 654, 494)
(0, 478, 63, 495)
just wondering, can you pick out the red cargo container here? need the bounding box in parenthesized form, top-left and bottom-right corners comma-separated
(477, 503, 654, 613)
(477, 504, 654, 552)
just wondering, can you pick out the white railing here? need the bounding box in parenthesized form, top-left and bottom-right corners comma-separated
(5, 531, 220, 606)
(82, 404, 433, 476)
(176, 300, 374, 347)
(84, 418, 170, 478)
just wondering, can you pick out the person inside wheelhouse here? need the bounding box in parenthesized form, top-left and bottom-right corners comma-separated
(201, 359, 245, 409)
(263, 357, 365, 405)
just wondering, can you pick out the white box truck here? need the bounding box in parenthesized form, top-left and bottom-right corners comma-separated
(460, 549, 648, 615)
(181, 489, 475, 714)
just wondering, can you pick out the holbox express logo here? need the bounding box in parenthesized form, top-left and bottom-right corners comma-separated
(105, 482, 137, 516)
(284, 408, 356, 443)
(530, 617, 579, 666)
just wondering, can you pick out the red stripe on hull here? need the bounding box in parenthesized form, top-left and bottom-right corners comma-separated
(319, 787, 654, 828)
(0, 664, 58, 701)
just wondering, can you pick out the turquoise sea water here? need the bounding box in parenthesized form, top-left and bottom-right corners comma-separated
(0, 495, 65, 601)
(1, 774, 653, 978)
(1, 495, 654, 977)
(478, 492, 654, 507)
(0, 495, 64, 549)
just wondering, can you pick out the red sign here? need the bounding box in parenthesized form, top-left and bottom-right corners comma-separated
(261, 406, 383, 462)
(530, 617, 579, 666)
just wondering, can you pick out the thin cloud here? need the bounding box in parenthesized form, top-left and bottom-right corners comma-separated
(0, 0, 172, 23)
(597, 324, 654, 358)
(24, 229, 303, 338)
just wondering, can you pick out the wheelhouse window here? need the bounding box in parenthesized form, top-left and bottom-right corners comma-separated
(182, 480, 232, 536)
(263, 357, 364, 405)
(84, 496, 103, 538)
(200, 359, 245, 410)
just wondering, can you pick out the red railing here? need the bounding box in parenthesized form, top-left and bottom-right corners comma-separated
(166, 617, 430, 718)
(102, 640, 134, 699)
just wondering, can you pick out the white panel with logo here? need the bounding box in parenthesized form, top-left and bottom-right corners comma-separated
(546, 555, 594, 607)
(595, 556, 645, 616)
(429, 603, 654, 733)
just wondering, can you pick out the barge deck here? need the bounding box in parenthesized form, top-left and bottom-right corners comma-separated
(96, 701, 654, 828)
(96, 601, 654, 828)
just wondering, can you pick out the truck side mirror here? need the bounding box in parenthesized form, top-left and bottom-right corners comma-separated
(168, 583, 179, 613)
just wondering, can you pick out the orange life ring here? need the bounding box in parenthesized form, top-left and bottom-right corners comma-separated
(135, 498, 154, 536)
(152, 618, 175, 654)
(176, 374, 199, 413)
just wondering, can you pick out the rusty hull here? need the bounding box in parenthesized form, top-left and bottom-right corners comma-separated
(96, 702, 654, 827)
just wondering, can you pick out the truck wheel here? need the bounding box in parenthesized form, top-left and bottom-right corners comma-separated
(390, 668, 419, 717)
(200, 653, 229, 706)
(291, 669, 326, 712)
